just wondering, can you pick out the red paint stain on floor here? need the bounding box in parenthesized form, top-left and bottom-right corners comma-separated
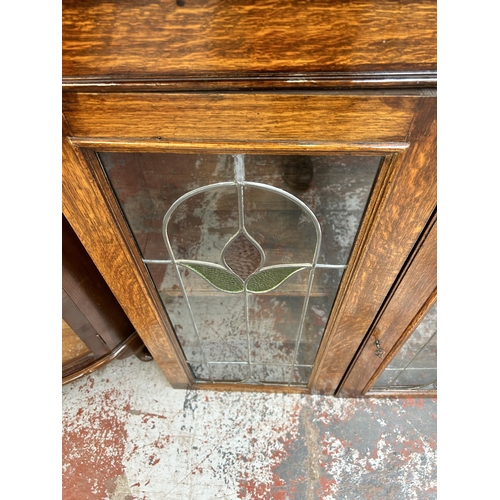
(238, 475, 271, 499)
(319, 476, 337, 497)
(62, 386, 129, 500)
(402, 398, 426, 408)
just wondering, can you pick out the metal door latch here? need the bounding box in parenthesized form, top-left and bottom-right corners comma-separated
(374, 339, 385, 358)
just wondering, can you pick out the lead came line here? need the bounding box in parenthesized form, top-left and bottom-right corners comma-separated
(235, 154, 254, 383)
(143, 259, 346, 270)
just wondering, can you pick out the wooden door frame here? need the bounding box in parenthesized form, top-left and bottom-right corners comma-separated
(62, 90, 436, 394)
(337, 211, 437, 398)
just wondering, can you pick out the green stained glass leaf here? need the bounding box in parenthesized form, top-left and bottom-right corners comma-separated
(247, 267, 306, 293)
(182, 263, 244, 293)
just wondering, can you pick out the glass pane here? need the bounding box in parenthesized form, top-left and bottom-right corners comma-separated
(99, 152, 234, 260)
(371, 301, 437, 392)
(99, 152, 381, 386)
(244, 155, 380, 265)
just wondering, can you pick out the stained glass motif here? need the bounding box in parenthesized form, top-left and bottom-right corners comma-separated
(246, 266, 306, 293)
(98, 151, 382, 386)
(160, 156, 321, 384)
(181, 263, 244, 293)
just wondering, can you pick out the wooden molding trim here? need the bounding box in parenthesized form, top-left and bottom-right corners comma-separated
(70, 138, 411, 154)
(190, 383, 309, 395)
(63, 71, 437, 93)
(365, 390, 436, 399)
(362, 290, 437, 395)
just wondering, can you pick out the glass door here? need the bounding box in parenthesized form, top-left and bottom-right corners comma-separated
(97, 152, 382, 387)
(63, 91, 436, 394)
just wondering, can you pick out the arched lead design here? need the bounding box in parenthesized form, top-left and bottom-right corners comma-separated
(163, 155, 322, 385)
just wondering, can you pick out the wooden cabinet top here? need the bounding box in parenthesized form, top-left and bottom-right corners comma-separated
(63, 0, 436, 90)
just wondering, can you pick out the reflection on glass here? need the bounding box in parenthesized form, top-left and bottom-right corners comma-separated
(371, 302, 437, 392)
(99, 152, 381, 385)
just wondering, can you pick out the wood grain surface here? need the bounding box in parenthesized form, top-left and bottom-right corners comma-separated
(63, 0, 436, 83)
(63, 92, 419, 143)
(62, 288, 110, 358)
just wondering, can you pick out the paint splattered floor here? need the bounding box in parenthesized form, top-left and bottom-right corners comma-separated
(62, 356, 437, 500)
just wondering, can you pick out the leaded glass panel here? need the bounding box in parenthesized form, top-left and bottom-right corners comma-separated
(99, 152, 382, 386)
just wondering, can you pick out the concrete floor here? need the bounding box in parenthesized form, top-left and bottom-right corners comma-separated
(62, 356, 437, 500)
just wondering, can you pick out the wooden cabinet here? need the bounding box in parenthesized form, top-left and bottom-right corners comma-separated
(62, 0, 436, 396)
